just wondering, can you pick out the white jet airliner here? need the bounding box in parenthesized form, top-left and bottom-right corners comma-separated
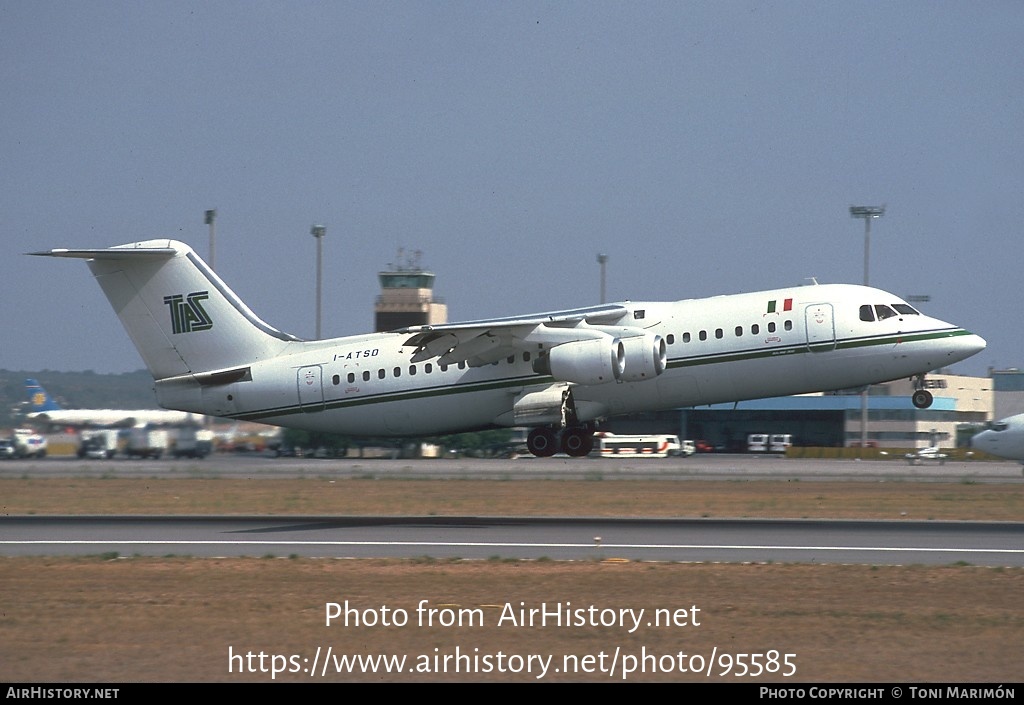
(33, 239, 986, 457)
(971, 414, 1024, 462)
(24, 378, 205, 429)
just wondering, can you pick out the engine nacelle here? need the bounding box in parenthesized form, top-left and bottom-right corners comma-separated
(619, 333, 667, 382)
(534, 337, 625, 385)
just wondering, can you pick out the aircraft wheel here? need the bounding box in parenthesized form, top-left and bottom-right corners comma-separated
(527, 427, 559, 458)
(912, 389, 933, 409)
(561, 428, 594, 457)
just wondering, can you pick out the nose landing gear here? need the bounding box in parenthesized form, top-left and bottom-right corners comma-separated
(911, 374, 934, 409)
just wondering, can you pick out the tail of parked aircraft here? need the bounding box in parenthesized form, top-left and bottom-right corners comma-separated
(32, 240, 302, 381)
(25, 378, 62, 413)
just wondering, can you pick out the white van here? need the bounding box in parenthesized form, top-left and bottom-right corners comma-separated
(748, 433, 792, 453)
(769, 434, 793, 453)
(747, 434, 769, 452)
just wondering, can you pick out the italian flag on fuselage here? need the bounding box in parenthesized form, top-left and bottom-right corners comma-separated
(767, 298, 793, 313)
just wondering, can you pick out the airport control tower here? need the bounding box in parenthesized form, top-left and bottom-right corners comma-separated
(374, 249, 447, 332)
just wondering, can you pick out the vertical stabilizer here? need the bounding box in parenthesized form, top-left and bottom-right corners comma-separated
(33, 240, 300, 380)
(24, 379, 62, 412)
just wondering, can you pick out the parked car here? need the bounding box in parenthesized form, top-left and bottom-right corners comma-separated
(0, 439, 16, 459)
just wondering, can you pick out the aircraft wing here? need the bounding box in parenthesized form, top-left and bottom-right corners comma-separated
(395, 303, 641, 366)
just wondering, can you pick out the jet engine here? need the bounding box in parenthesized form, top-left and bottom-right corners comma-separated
(618, 333, 667, 381)
(533, 337, 625, 385)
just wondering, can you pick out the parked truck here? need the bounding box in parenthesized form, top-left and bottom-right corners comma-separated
(77, 429, 120, 459)
(12, 429, 47, 458)
(123, 427, 169, 459)
(171, 427, 214, 459)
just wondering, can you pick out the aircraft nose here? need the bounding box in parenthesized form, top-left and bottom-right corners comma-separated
(969, 430, 990, 451)
(952, 332, 986, 362)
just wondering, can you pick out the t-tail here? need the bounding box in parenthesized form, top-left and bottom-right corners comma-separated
(25, 378, 62, 413)
(31, 240, 302, 381)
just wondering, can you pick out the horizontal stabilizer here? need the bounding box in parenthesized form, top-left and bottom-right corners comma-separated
(30, 245, 177, 260)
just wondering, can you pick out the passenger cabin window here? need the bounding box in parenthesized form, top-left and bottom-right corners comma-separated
(735, 326, 743, 337)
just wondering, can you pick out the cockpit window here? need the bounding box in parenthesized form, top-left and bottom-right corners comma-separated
(874, 305, 898, 320)
(892, 304, 919, 315)
(988, 421, 1009, 432)
(859, 305, 875, 322)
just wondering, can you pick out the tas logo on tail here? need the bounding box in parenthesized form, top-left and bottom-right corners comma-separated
(164, 292, 213, 334)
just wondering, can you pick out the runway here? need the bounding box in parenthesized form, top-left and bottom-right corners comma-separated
(3, 454, 1022, 565)
(3, 515, 1022, 566)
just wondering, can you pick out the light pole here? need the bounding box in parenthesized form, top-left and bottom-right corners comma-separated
(597, 253, 608, 304)
(849, 205, 885, 454)
(311, 224, 326, 339)
(204, 209, 216, 269)
(849, 205, 885, 286)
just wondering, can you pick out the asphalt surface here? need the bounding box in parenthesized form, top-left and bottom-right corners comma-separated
(3, 514, 1023, 565)
(2, 454, 1022, 565)
(2, 451, 1023, 482)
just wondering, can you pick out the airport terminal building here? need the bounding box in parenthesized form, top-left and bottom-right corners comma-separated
(602, 372, 994, 451)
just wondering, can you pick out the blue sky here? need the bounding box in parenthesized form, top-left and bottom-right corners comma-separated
(3, 1, 1021, 377)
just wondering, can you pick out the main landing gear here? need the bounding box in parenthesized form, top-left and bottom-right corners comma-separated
(911, 374, 934, 409)
(526, 424, 596, 458)
(523, 385, 597, 457)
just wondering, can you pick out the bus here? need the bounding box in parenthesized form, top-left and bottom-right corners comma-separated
(594, 433, 691, 458)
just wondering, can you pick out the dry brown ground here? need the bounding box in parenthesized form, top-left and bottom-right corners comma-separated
(3, 477, 1024, 520)
(2, 477, 1022, 683)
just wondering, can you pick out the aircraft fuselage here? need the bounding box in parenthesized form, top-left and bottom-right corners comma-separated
(154, 284, 982, 437)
